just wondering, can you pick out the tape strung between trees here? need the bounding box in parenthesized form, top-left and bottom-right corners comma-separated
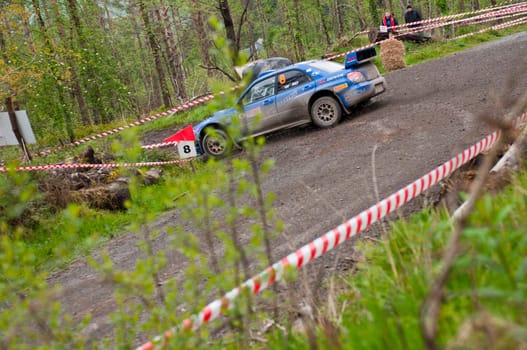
(21, 1, 525, 162)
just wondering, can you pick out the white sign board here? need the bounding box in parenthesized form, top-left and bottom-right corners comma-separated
(177, 141, 197, 159)
(379, 25, 388, 33)
(0, 111, 36, 146)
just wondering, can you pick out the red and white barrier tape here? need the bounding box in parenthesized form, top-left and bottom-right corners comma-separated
(392, 0, 526, 32)
(141, 141, 179, 150)
(448, 8, 527, 28)
(0, 158, 194, 173)
(397, 3, 527, 34)
(324, 2, 527, 61)
(450, 14, 527, 40)
(136, 112, 527, 350)
(35, 94, 214, 157)
(395, 6, 527, 40)
(352, 0, 525, 36)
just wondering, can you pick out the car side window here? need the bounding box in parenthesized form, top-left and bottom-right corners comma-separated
(277, 70, 312, 93)
(242, 76, 276, 104)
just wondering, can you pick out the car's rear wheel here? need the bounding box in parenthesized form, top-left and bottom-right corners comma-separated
(201, 128, 232, 158)
(310, 96, 342, 128)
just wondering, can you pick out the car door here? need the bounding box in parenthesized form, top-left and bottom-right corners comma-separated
(239, 75, 278, 136)
(275, 69, 315, 125)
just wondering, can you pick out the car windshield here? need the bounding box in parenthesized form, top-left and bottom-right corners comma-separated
(306, 61, 344, 73)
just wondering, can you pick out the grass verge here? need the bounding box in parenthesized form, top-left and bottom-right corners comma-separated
(263, 169, 527, 349)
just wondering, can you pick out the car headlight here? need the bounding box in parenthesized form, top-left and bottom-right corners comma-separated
(346, 71, 365, 83)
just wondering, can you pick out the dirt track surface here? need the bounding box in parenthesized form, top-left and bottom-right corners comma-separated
(48, 32, 527, 346)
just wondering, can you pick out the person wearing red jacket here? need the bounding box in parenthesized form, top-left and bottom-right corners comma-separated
(381, 11, 398, 33)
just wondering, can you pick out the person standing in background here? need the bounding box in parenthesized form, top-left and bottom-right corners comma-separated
(405, 4, 422, 28)
(381, 11, 398, 33)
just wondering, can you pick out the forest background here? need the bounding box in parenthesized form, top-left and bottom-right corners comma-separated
(0, 0, 505, 148)
(2, 1, 527, 349)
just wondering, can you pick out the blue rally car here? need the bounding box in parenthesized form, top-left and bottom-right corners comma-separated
(194, 47, 387, 158)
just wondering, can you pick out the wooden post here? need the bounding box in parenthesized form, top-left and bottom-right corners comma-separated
(5, 97, 32, 162)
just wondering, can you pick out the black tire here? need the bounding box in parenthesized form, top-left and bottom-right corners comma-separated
(201, 128, 232, 158)
(310, 96, 342, 128)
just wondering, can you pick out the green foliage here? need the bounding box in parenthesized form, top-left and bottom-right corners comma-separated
(436, 0, 450, 15)
(0, 235, 88, 349)
(0, 167, 41, 237)
(1, 29, 284, 348)
(2, 6, 527, 350)
(264, 171, 527, 349)
(0, 4, 42, 101)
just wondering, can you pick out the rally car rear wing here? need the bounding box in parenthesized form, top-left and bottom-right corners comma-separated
(344, 47, 377, 69)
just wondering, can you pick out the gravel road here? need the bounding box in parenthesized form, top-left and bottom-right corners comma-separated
(48, 32, 527, 347)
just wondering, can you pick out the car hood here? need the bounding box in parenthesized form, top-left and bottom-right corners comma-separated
(193, 107, 237, 135)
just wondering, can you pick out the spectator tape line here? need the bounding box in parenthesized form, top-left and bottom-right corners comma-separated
(324, 2, 527, 61)
(0, 158, 193, 173)
(136, 113, 526, 350)
(35, 94, 214, 157)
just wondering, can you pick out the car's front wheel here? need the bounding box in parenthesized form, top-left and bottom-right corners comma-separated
(201, 128, 232, 158)
(310, 96, 342, 128)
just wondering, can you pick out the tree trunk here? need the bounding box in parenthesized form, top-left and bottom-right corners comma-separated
(170, 6, 191, 90)
(292, 0, 305, 61)
(103, 0, 141, 116)
(386, 0, 394, 16)
(368, 0, 380, 29)
(458, 0, 465, 13)
(255, 0, 270, 56)
(21, 8, 35, 53)
(160, 1, 187, 101)
(191, 0, 212, 77)
(154, 7, 179, 96)
(93, 2, 120, 119)
(49, 0, 91, 127)
(66, 0, 101, 124)
(354, 0, 368, 30)
(130, 2, 160, 111)
(317, 0, 332, 47)
(281, 1, 298, 60)
(139, 0, 172, 108)
(240, 0, 257, 59)
(218, 0, 238, 60)
(334, 0, 344, 39)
